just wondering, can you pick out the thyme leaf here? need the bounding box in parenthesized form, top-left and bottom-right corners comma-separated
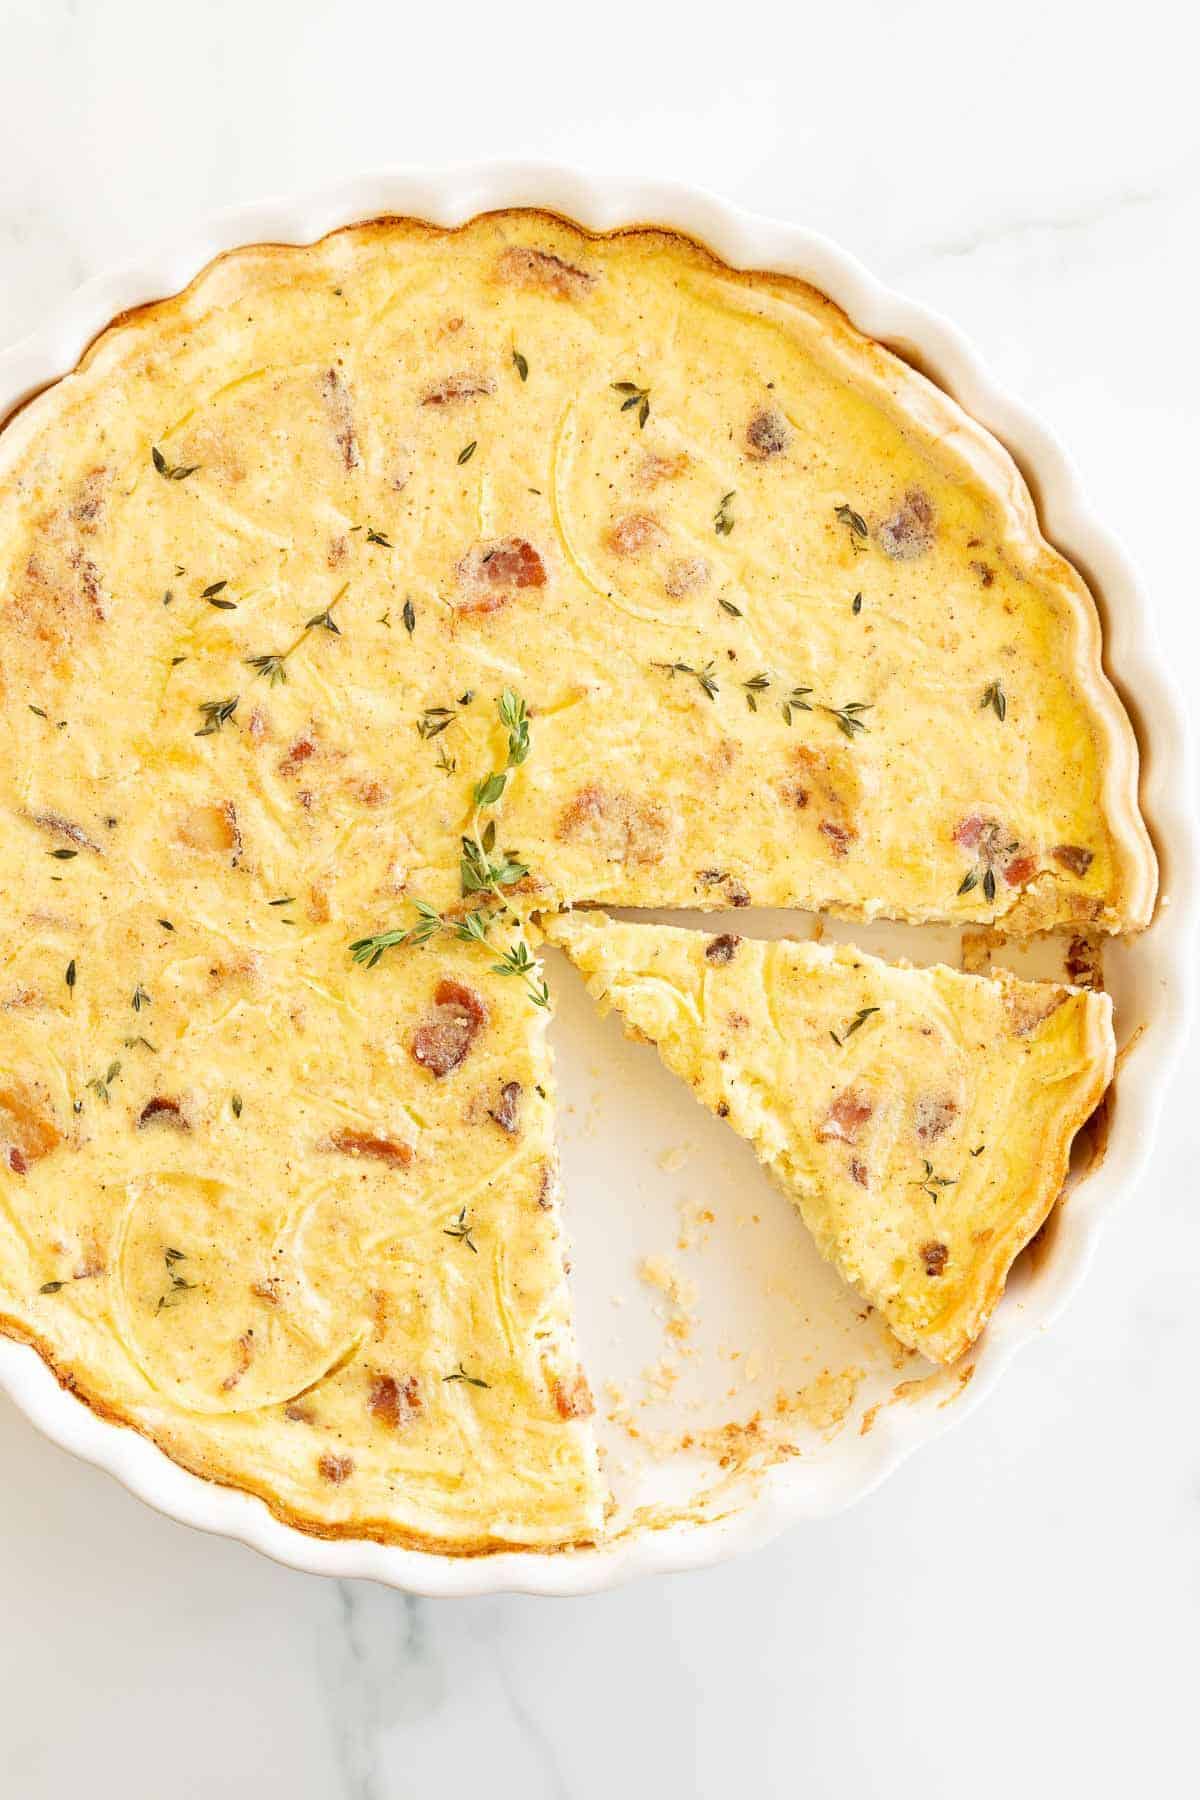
(152, 446, 200, 482)
(653, 659, 719, 702)
(611, 381, 650, 428)
(714, 491, 736, 537)
(195, 696, 239, 737)
(981, 680, 1007, 722)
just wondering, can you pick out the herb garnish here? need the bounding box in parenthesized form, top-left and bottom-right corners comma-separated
(365, 528, 392, 548)
(981, 680, 1007, 722)
(403, 597, 416, 635)
(434, 746, 457, 775)
(781, 686, 814, 726)
(653, 659, 720, 702)
(852, 592, 863, 615)
(157, 1247, 196, 1312)
(195, 696, 239, 737)
(457, 441, 477, 465)
(244, 584, 348, 685)
(914, 1159, 957, 1204)
(714, 491, 736, 537)
(823, 701, 871, 739)
(490, 935, 549, 1009)
(418, 705, 457, 741)
(152, 446, 200, 482)
(742, 673, 771, 712)
(443, 1207, 478, 1253)
(513, 349, 529, 382)
(611, 381, 650, 428)
(443, 1361, 490, 1389)
(829, 1005, 880, 1046)
(65, 959, 77, 991)
(87, 1060, 122, 1105)
(231, 1094, 243, 1118)
(131, 984, 151, 1012)
(48, 848, 77, 861)
(835, 503, 869, 546)
(718, 596, 743, 617)
(40, 1281, 65, 1295)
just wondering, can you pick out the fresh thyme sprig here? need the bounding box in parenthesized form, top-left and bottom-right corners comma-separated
(195, 696, 239, 737)
(914, 1159, 957, 1204)
(491, 935, 550, 1009)
(152, 446, 200, 482)
(714, 491, 736, 537)
(835, 502, 869, 547)
(611, 381, 650, 428)
(513, 349, 529, 382)
(443, 1361, 489, 1389)
(829, 1005, 879, 1047)
(822, 700, 872, 739)
(981, 680, 1007, 721)
(243, 584, 348, 685)
(653, 659, 720, 702)
(443, 1207, 478, 1252)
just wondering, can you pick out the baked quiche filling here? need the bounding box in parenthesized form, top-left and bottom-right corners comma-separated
(0, 211, 1152, 1549)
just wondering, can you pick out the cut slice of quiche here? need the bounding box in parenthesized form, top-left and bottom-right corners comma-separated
(543, 913, 1114, 1364)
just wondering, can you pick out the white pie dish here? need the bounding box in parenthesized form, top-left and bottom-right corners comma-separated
(0, 162, 1192, 1596)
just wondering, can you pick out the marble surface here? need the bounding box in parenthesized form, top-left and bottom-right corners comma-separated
(1, 1, 1197, 1794)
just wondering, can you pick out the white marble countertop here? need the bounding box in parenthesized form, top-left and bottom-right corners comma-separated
(1, 2, 1197, 1793)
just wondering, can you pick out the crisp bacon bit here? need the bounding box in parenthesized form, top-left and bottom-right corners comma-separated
(877, 487, 936, 559)
(551, 1369, 594, 1420)
(705, 933, 741, 964)
(411, 979, 487, 1077)
(317, 1452, 354, 1483)
(30, 811, 101, 854)
(320, 367, 359, 470)
(970, 559, 995, 587)
(1065, 934, 1102, 991)
(490, 1081, 523, 1134)
(817, 1089, 874, 1146)
(355, 779, 388, 807)
(0, 1082, 61, 1170)
(663, 555, 710, 598)
(820, 821, 855, 857)
(716, 1100, 730, 1118)
(914, 1093, 958, 1143)
(745, 409, 791, 458)
(1004, 853, 1038, 888)
(221, 1331, 254, 1392)
(421, 371, 496, 406)
(604, 512, 666, 557)
(328, 1126, 413, 1168)
(727, 880, 751, 907)
(177, 801, 241, 860)
(920, 1241, 949, 1277)
(635, 450, 690, 490)
(849, 1158, 870, 1188)
(368, 1373, 421, 1430)
(137, 1095, 189, 1131)
(327, 535, 348, 569)
(557, 783, 674, 866)
(1004, 988, 1067, 1038)
(954, 813, 990, 850)
(495, 245, 595, 299)
(284, 1403, 314, 1423)
(278, 732, 319, 777)
(1053, 844, 1094, 878)
(455, 537, 547, 616)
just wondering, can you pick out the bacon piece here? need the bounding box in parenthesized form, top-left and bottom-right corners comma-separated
(604, 512, 665, 557)
(705, 933, 741, 964)
(954, 814, 990, 851)
(820, 821, 855, 857)
(251, 1278, 280, 1305)
(817, 1088, 874, 1146)
(30, 811, 101, 854)
(920, 1241, 949, 1277)
(1065, 934, 1103, 991)
(220, 1331, 254, 1392)
(177, 801, 241, 860)
(368, 1373, 421, 1430)
(849, 1158, 870, 1188)
(877, 487, 936, 559)
(70, 467, 108, 530)
(279, 731, 319, 777)
(317, 1452, 354, 1483)
(137, 1096, 189, 1131)
(0, 1082, 61, 1172)
(495, 245, 595, 299)
(970, 559, 995, 587)
(327, 1126, 413, 1168)
(455, 537, 547, 615)
(551, 1369, 594, 1420)
(663, 556, 710, 598)
(914, 1093, 958, 1143)
(320, 367, 359, 471)
(786, 745, 860, 855)
(635, 450, 690, 490)
(421, 371, 496, 406)
(1004, 853, 1038, 888)
(1004, 988, 1067, 1038)
(745, 409, 791, 458)
(411, 979, 487, 1077)
(558, 783, 675, 867)
(490, 1081, 523, 1134)
(285, 1403, 314, 1424)
(1053, 844, 1094, 877)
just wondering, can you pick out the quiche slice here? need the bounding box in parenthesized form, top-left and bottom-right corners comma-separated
(543, 913, 1114, 1364)
(0, 905, 602, 1551)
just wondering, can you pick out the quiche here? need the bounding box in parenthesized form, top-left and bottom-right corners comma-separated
(0, 209, 1148, 1547)
(543, 913, 1114, 1364)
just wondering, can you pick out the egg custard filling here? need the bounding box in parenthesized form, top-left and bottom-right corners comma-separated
(0, 212, 1152, 1548)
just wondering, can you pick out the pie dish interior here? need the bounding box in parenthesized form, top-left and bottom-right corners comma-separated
(0, 191, 1175, 1574)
